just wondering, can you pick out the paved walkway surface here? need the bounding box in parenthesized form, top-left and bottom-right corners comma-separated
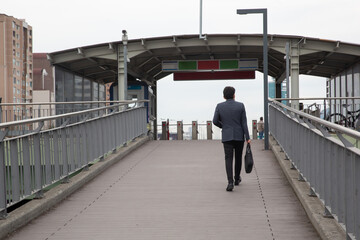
(7, 140, 319, 240)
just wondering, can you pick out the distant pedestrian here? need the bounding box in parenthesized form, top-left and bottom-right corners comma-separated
(257, 117, 264, 139)
(213, 86, 251, 192)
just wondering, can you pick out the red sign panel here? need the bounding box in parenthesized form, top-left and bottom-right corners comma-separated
(198, 60, 220, 70)
(173, 71, 255, 81)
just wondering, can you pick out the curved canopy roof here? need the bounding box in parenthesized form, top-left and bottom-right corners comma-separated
(48, 34, 360, 85)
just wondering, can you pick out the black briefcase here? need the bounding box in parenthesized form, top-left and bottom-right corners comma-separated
(244, 143, 254, 174)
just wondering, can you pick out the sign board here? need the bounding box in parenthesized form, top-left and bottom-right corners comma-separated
(174, 71, 255, 81)
(162, 59, 258, 72)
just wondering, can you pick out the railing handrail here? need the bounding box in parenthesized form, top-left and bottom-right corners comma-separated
(272, 97, 360, 101)
(0, 100, 148, 107)
(269, 98, 360, 140)
(0, 100, 148, 129)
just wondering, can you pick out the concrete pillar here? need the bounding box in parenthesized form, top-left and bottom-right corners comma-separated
(290, 41, 300, 109)
(177, 121, 183, 140)
(206, 121, 212, 140)
(192, 121, 198, 140)
(117, 45, 126, 101)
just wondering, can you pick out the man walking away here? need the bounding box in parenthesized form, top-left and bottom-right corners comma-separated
(213, 86, 251, 192)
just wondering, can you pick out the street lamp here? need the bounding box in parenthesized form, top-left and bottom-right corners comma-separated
(237, 8, 269, 150)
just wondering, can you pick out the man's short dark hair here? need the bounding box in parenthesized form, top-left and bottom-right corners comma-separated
(223, 86, 235, 99)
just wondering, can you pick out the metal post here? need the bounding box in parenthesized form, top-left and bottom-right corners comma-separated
(199, 0, 206, 39)
(263, 9, 269, 150)
(237, 8, 269, 149)
(177, 121, 183, 140)
(161, 121, 167, 140)
(192, 121, 198, 140)
(252, 120, 258, 140)
(206, 120, 212, 140)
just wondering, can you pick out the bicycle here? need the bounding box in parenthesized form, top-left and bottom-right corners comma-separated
(325, 104, 360, 129)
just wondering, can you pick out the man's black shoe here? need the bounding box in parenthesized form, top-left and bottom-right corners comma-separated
(234, 176, 242, 186)
(226, 182, 234, 191)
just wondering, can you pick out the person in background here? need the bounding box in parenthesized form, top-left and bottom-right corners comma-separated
(257, 117, 264, 139)
(213, 86, 251, 192)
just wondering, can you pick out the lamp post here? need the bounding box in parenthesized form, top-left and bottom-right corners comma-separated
(237, 8, 269, 150)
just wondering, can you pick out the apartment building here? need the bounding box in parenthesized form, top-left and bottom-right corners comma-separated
(0, 14, 33, 121)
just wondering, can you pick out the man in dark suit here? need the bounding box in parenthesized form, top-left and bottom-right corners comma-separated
(213, 86, 251, 191)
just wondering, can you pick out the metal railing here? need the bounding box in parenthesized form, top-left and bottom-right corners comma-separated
(0, 101, 145, 137)
(274, 97, 360, 128)
(269, 99, 360, 240)
(0, 101, 148, 218)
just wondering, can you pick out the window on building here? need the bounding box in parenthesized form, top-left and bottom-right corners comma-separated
(17, 89, 20, 94)
(17, 80, 20, 85)
(13, 40, 15, 46)
(29, 81, 32, 87)
(29, 47, 32, 53)
(13, 87, 16, 94)
(29, 38, 32, 44)
(29, 30, 32, 36)
(29, 73, 32, 79)
(13, 97, 16, 103)
(22, 80, 25, 86)
(13, 77, 16, 84)
(17, 70, 20, 76)
(16, 43, 19, 48)
(12, 21, 15, 29)
(13, 31, 15, 37)
(13, 49, 15, 56)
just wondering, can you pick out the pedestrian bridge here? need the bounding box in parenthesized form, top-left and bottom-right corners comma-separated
(0, 100, 358, 239)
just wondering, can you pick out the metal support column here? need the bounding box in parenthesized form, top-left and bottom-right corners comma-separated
(177, 121, 183, 140)
(153, 85, 157, 140)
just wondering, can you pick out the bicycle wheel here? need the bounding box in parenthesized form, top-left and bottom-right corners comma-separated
(326, 113, 347, 127)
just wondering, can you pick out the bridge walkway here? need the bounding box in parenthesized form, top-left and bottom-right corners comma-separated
(7, 140, 319, 240)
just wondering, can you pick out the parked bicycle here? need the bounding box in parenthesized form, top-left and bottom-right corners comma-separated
(325, 104, 360, 129)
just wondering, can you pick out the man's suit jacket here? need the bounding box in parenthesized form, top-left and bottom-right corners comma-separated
(213, 99, 250, 143)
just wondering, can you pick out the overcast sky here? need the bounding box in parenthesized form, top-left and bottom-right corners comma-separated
(2, 0, 360, 129)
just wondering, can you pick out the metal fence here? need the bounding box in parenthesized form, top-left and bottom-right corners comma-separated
(269, 99, 360, 240)
(274, 97, 360, 129)
(0, 101, 148, 218)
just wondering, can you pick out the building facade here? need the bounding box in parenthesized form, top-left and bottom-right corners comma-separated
(0, 14, 33, 121)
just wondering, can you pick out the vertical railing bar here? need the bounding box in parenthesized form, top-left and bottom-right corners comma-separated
(22, 137, 31, 196)
(44, 133, 52, 186)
